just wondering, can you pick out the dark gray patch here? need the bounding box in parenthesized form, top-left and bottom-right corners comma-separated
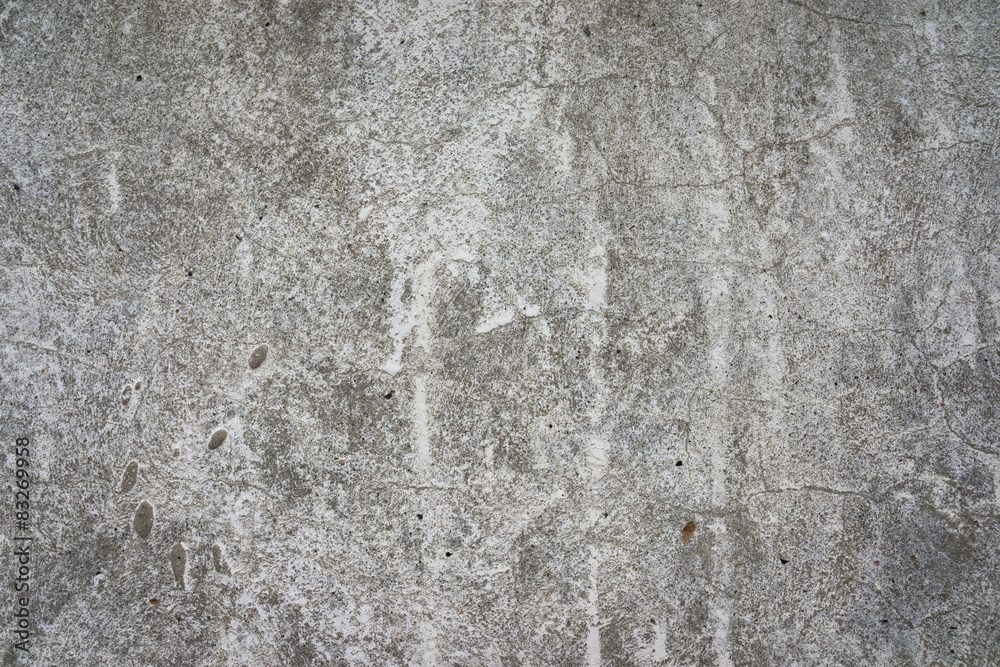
(134, 380, 141, 390)
(209, 429, 228, 450)
(133, 501, 154, 538)
(171, 542, 187, 589)
(249, 344, 269, 369)
(121, 385, 132, 405)
(120, 460, 138, 492)
(212, 543, 229, 574)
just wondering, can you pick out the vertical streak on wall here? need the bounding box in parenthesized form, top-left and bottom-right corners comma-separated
(413, 251, 438, 480)
(419, 618, 438, 667)
(828, 25, 856, 124)
(415, 253, 438, 357)
(411, 213, 441, 662)
(106, 156, 121, 214)
(703, 191, 734, 667)
(586, 543, 602, 667)
(584, 233, 608, 665)
(413, 375, 431, 477)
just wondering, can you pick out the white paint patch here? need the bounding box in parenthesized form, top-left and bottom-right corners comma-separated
(450, 246, 476, 263)
(517, 296, 540, 317)
(585, 437, 609, 471)
(586, 545, 601, 667)
(635, 621, 667, 661)
(706, 271, 731, 506)
(359, 204, 374, 221)
(586, 330, 610, 484)
(585, 245, 607, 310)
(711, 598, 733, 667)
(554, 131, 575, 174)
(413, 376, 431, 476)
(415, 257, 437, 352)
(382, 357, 403, 376)
(381, 271, 416, 375)
(475, 309, 515, 333)
(382, 254, 439, 375)
(829, 26, 856, 123)
(106, 158, 121, 214)
(236, 237, 253, 282)
(419, 618, 438, 666)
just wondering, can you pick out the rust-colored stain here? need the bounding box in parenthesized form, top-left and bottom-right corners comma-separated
(682, 521, 696, 543)
(149, 599, 159, 606)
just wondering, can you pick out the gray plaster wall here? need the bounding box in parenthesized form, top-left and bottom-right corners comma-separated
(1, 0, 999, 665)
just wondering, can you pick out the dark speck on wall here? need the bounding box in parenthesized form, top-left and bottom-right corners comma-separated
(208, 429, 228, 450)
(249, 344, 269, 369)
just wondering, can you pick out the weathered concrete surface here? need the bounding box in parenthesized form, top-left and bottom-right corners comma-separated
(1, 1, 999, 664)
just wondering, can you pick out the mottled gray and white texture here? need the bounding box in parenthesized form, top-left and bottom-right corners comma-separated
(1, 0, 999, 664)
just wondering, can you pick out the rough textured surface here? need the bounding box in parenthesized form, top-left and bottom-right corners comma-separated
(2, 1, 999, 664)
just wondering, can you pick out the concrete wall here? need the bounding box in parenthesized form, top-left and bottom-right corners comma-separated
(1, 0, 998, 664)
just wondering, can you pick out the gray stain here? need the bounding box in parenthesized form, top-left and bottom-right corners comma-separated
(249, 344, 269, 369)
(208, 429, 228, 450)
(120, 460, 138, 492)
(170, 542, 187, 589)
(133, 501, 154, 538)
